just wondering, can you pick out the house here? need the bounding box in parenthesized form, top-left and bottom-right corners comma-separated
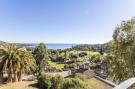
(79, 61, 90, 69)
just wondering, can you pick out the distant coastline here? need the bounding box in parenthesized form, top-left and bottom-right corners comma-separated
(22, 43, 75, 49)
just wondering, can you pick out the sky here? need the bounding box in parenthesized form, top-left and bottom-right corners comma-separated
(0, 0, 135, 44)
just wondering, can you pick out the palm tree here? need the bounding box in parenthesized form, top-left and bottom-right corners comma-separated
(0, 44, 36, 82)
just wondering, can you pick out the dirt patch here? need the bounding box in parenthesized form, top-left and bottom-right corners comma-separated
(0, 81, 38, 89)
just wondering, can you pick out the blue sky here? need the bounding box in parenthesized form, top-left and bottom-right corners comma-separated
(0, 0, 135, 44)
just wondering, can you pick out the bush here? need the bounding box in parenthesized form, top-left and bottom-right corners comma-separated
(51, 76, 64, 89)
(69, 63, 77, 68)
(38, 74, 52, 89)
(38, 74, 89, 89)
(56, 56, 64, 62)
(79, 52, 87, 57)
(62, 78, 89, 89)
(64, 64, 69, 69)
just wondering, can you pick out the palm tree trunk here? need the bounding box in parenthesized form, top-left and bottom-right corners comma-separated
(0, 72, 3, 83)
(8, 73, 13, 82)
(13, 72, 18, 82)
(17, 71, 22, 82)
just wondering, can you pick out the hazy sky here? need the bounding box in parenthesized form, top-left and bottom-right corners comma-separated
(0, 0, 135, 44)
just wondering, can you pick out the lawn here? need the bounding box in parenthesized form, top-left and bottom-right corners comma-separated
(48, 61, 65, 69)
(0, 78, 113, 89)
(87, 78, 113, 89)
(69, 50, 100, 57)
(69, 50, 101, 60)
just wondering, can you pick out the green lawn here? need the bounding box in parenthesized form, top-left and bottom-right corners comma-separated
(69, 50, 100, 59)
(69, 50, 100, 55)
(87, 78, 112, 89)
(48, 61, 65, 69)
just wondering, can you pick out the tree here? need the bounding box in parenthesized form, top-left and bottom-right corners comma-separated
(33, 43, 49, 74)
(0, 44, 36, 82)
(99, 47, 103, 55)
(63, 51, 69, 61)
(108, 17, 135, 83)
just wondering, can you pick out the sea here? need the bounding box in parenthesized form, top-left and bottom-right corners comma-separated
(26, 44, 75, 50)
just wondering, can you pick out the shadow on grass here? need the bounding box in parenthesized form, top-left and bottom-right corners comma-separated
(29, 82, 40, 89)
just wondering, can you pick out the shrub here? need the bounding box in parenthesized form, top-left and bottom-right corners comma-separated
(79, 52, 87, 57)
(38, 74, 52, 89)
(56, 56, 64, 62)
(62, 78, 89, 89)
(69, 63, 77, 68)
(38, 74, 89, 89)
(51, 76, 64, 89)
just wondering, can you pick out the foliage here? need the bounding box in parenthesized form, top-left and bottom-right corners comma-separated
(62, 78, 88, 89)
(0, 44, 36, 82)
(38, 74, 89, 89)
(72, 43, 109, 52)
(38, 74, 52, 89)
(79, 52, 87, 57)
(33, 43, 49, 73)
(49, 50, 69, 62)
(108, 17, 135, 82)
(90, 54, 103, 63)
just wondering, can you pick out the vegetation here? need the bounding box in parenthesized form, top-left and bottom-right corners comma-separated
(72, 43, 109, 52)
(107, 17, 135, 82)
(0, 77, 113, 89)
(87, 78, 112, 89)
(33, 43, 49, 74)
(38, 73, 89, 89)
(48, 61, 64, 70)
(0, 44, 36, 82)
(1, 17, 135, 89)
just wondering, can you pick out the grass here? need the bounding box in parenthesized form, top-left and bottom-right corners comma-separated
(69, 50, 101, 61)
(48, 61, 65, 69)
(0, 78, 113, 89)
(0, 81, 38, 89)
(87, 78, 112, 89)
(69, 50, 100, 57)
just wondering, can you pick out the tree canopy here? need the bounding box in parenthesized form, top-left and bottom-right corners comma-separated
(0, 44, 36, 82)
(108, 17, 135, 82)
(33, 43, 49, 73)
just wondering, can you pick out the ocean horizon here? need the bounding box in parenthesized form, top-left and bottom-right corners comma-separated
(24, 43, 76, 49)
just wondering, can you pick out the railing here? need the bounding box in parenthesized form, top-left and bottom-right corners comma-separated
(113, 78, 135, 89)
